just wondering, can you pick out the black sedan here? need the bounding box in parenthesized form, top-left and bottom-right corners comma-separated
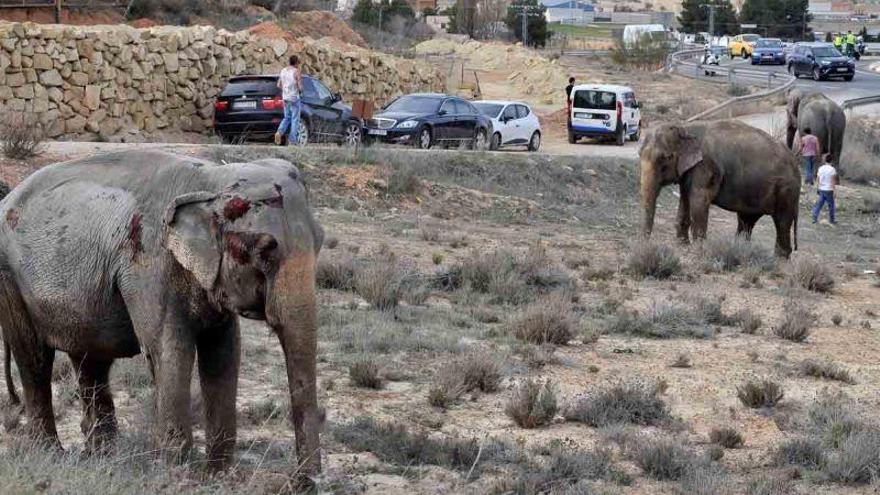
(213, 74, 362, 145)
(363, 93, 492, 150)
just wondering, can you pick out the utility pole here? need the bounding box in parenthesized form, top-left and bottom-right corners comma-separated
(522, 8, 528, 46)
(701, 3, 715, 36)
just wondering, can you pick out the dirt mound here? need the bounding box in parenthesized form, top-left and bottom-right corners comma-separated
(0, 8, 122, 24)
(415, 39, 571, 105)
(248, 21, 305, 51)
(279, 11, 366, 48)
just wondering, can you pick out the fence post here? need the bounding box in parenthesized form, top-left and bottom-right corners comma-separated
(727, 68, 733, 87)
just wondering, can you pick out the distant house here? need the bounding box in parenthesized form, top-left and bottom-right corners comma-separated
(425, 14, 451, 32)
(544, 0, 596, 25)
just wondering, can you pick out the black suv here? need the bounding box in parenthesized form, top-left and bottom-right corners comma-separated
(363, 93, 492, 150)
(787, 42, 854, 81)
(213, 74, 362, 145)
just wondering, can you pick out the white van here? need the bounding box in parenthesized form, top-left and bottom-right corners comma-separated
(568, 84, 641, 146)
(622, 24, 668, 47)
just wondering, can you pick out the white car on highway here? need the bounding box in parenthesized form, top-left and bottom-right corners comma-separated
(473, 100, 542, 152)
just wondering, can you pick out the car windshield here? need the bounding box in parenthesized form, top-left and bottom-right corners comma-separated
(743, 34, 760, 42)
(573, 90, 616, 110)
(757, 39, 782, 48)
(383, 96, 441, 113)
(813, 46, 841, 57)
(473, 103, 505, 118)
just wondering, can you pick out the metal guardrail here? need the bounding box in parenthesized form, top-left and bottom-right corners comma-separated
(841, 94, 880, 110)
(666, 49, 798, 122)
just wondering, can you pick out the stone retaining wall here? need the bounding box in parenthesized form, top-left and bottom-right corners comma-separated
(0, 22, 446, 139)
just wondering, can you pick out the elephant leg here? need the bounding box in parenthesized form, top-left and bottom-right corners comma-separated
(71, 354, 117, 453)
(736, 213, 762, 241)
(688, 190, 712, 241)
(786, 124, 797, 150)
(0, 276, 59, 447)
(676, 182, 691, 244)
(155, 322, 196, 463)
(772, 214, 794, 258)
(196, 318, 239, 470)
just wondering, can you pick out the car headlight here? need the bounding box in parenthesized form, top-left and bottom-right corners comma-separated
(821, 60, 830, 65)
(396, 120, 418, 129)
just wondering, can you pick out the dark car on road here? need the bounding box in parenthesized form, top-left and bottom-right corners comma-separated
(213, 74, 362, 145)
(787, 42, 854, 81)
(750, 38, 785, 65)
(363, 93, 493, 150)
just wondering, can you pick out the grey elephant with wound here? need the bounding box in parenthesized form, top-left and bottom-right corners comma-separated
(639, 120, 800, 257)
(0, 150, 323, 478)
(786, 89, 846, 167)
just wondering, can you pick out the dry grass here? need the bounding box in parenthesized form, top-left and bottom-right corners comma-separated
(840, 116, 880, 185)
(627, 435, 701, 481)
(427, 351, 503, 408)
(505, 379, 558, 429)
(603, 302, 714, 339)
(709, 427, 744, 449)
(626, 242, 681, 280)
(773, 301, 815, 343)
(697, 237, 776, 273)
(736, 378, 784, 408)
(0, 111, 45, 160)
(773, 437, 825, 468)
(510, 292, 579, 345)
(788, 258, 835, 293)
(736, 309, 763, 334)
(348, 355, 383, 389)
(823, 430, 880, 483)
(796, 358, 855, 384)
(565, 378, 670, 427)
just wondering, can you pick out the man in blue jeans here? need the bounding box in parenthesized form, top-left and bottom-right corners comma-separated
(275, 55, 304, 146)
(812, 154, 838, 225)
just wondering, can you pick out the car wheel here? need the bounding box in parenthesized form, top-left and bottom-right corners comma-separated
(415, 127, 432, 149)
(812, 68, 822, 81)
(750, 58, 756, 65)
(471, 128, 487, 151)
(567, 127, 576, 144)
(340, 121, 360, 147)
(615, 124, 625, 146)
(296, 119, 309, 146)
(788, 64, 797, 78)
(527, 131, 541, 152)
(741, 49, 748, 59)
(219, 133, 237, 144)
(490, 132, 501, 151)
(629, 125, 640, 142)
(843, 75, 854, 82)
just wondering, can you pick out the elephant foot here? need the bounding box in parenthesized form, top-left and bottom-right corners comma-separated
(158, 429, 193, 465)
(677, 236, 690, 245)
(82, 419, 118, 456)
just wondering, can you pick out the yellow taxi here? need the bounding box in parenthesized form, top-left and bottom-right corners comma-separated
(729, 34, 761, 58)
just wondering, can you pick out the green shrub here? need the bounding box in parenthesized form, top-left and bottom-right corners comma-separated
(628, 435, 699, 481)
(736, 378, 784, 408)
(349, 356, 383, 389)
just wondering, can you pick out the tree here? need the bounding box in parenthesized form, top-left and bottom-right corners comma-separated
(505, 0, 549, 47)
(678, 0, 738, 36)
(739, 0, 812, 40)
(352, 0, 414, 30)
(352, 0, 379, 26)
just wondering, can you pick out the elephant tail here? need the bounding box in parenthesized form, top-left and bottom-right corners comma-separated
(793, 209, 799, 252)
(4, 341, 19, 406)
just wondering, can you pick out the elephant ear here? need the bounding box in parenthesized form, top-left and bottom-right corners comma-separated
(162, 192, 221, 290)
(676, 131, 703, 178)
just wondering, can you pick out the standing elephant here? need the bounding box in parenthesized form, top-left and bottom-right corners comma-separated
(786, 89, 846, 167)
(0, 150, 323, 478)
(639, 120, 800, 257)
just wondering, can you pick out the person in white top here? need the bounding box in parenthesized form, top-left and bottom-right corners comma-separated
(275, 55, 304, 146)
(812, 153, 838, 225)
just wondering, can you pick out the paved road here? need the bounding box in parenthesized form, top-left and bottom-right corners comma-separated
(680, 54, 880, 103)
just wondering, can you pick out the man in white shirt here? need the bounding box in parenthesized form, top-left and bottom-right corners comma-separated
(812, 154, 838, 225)
(275, 55, 304, 146)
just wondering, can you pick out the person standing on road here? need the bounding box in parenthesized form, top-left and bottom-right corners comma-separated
(845, 30, 856, 56)
(833, 33, 843, 51)
(275, 55, 304, 146)
(798, 127, 820, 186)
(812, 154, 838, 225)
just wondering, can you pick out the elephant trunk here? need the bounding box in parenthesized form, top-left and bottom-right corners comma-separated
(640, 159, 660, 237)
(266, 249, 322, 482)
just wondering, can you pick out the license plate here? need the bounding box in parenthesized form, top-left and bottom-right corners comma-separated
(233, 101, 256, 109)
(368, 129, 387, 136)
(837, 67, 848, 72)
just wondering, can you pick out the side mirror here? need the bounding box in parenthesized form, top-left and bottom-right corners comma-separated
(438, 109, 447, 116)
(332, 92, 342, 102)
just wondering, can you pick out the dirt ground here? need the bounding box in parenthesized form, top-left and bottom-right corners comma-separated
(1, 141, 879, 494)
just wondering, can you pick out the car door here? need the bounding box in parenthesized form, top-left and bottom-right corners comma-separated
(452, 99, 476, 140)
(514, 104, 533, 143)
(498, 104, 517, 144)
(300, 76, 341, 141)
(435, 99, 457, 141)
(311, 77, 345, 138)
(801, 48, 814, 74)
(623, 92, 638, 132)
